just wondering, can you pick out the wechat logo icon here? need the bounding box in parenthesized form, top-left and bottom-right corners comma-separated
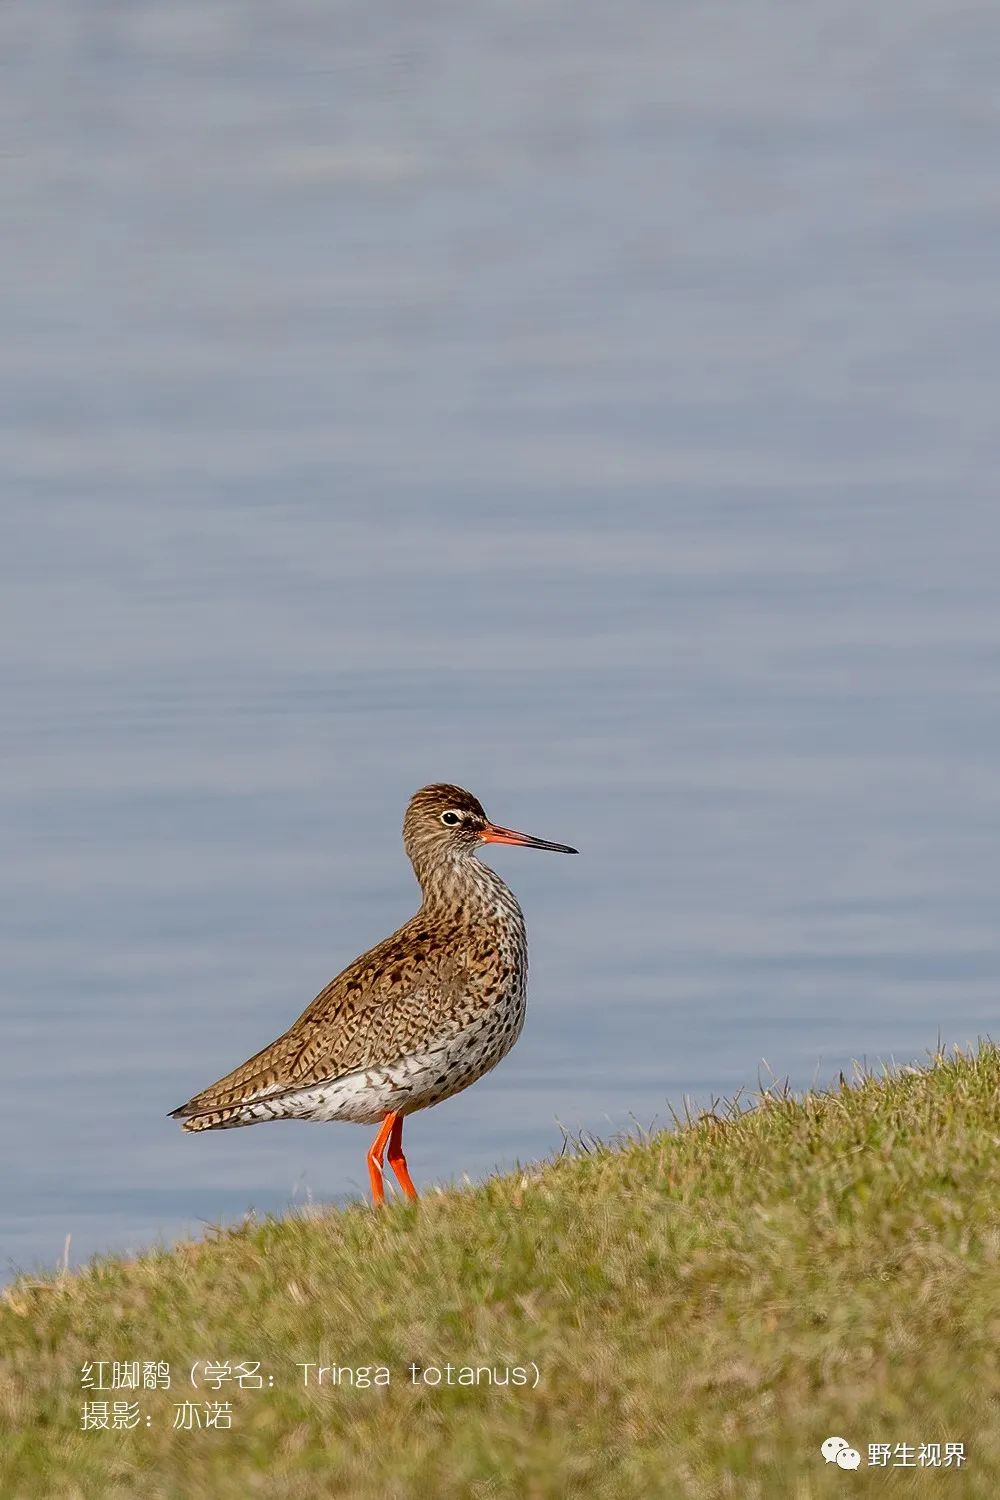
(822, 1436, 861, 1470)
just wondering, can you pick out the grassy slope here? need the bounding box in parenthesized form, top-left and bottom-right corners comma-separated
(2, 1046, 999, 1499)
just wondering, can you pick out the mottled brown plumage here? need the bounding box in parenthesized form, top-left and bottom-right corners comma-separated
(169, 784, 577, 1204)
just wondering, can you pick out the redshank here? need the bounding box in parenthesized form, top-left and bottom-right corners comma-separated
(170, 784, 577, 1205)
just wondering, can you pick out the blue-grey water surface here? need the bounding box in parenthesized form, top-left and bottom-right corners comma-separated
(3, 1, 1000, 1277)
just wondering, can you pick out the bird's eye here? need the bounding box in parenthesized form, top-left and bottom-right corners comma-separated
(440, 811, 461, 826)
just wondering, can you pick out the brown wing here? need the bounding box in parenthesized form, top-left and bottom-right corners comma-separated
(169, 915, 466, 1118)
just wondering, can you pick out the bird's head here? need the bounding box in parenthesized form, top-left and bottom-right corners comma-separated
(402, 783, 577, 883)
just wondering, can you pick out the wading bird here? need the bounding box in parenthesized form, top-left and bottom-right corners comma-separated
(170, 784, 577, 1205)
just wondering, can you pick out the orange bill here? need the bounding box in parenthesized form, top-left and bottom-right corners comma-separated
(480, 824, 578, 854)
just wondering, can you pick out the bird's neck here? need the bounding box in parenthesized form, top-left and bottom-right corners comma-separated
(417, 854, 525, 930)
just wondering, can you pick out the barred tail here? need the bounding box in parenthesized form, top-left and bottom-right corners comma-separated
(177, 1107, 255, 1132)
(169, 1091, 303, 1130)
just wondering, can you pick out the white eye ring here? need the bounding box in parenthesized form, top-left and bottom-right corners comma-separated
(440, 810, 461, 826)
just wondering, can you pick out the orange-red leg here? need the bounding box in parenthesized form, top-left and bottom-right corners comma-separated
(366, 1113, 396, 1206)
(386, 1113, 419, 1202)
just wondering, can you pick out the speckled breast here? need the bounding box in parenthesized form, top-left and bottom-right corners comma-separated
(239, 866, 530, 1129)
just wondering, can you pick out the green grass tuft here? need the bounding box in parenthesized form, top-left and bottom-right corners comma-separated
(3, 1044, 999, 1497)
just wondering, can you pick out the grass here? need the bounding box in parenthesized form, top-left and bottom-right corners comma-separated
(2, 1044, 1000, 1498)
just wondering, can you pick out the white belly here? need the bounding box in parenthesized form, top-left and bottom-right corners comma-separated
(237, 1000, 526, 1127)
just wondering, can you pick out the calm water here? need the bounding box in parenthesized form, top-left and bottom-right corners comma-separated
(3, 2, 1000, 1278)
